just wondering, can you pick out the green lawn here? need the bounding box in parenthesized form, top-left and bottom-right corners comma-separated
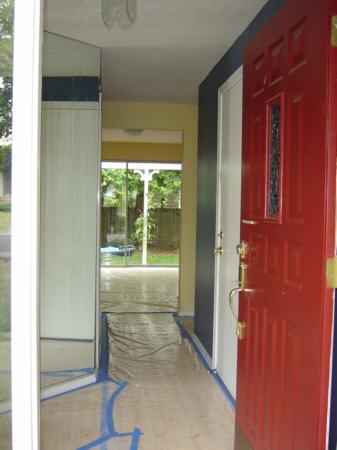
(0, 212, 10, 232)
(0, 258, 10, 333)
(101, 250, 179, 266)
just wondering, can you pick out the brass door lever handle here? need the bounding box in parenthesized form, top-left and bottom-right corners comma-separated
(228, 263, 247, 340)
(229, 287, 246, 340)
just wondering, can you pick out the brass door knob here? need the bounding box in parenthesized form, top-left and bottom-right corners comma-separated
(213, 246, 224, 255)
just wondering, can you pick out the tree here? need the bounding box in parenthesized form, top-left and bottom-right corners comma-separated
(101, 168, 127, 207)
(148, 170, 181, 208)
(101, 168, 143, 208)
(0, 0, 13, 79)
(0, 0, 14, 195)
(0, 0, 14, 138)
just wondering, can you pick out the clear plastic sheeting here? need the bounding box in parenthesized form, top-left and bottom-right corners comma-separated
(107, 313, 235, 449)
(101, 267, 179, 313)
(107, 313, 199, 381)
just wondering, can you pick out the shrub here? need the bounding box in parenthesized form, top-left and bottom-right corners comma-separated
(0, 200, 11, 212)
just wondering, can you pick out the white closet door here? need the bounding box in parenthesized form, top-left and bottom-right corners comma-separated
(213, 67, 243, 398)
(40, 104, 99, 340)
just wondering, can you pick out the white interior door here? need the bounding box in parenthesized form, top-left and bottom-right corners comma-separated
(213, 66, 242, 399)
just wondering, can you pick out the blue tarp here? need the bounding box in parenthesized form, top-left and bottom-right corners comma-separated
(100, 246, 135, 257)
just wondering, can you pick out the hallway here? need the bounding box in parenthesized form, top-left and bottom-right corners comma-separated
(38, 313, 234, 450)
(1, 266, 234, 450)
(100, 267, 179, 313)
(105, 312, 234, 449)
(95, 267, 234, 448)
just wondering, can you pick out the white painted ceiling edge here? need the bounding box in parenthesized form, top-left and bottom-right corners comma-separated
(43, 0, 268, 103)
(102, 128, 183, 144)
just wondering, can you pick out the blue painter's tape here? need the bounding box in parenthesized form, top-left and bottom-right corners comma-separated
(106, 380, 129, 435)
(130, 428, 142, 450)
(77, 429, 143, 450)
(100, 382, 109, 450)
(173, 313, 236, 411)
(1, 368, 93, 378)
(76, 430, 136, 450)
(41, 380, 98, 403)
(41, 368, 94, 378)
(210, 372, 236, 411)
(35, 313, 143, 450)
(98, 313, 109, 382)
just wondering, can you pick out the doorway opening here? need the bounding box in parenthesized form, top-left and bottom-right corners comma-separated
(100, 160, 182, 314)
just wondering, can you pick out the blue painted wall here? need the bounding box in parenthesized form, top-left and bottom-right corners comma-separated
(194, 0, 286, 357)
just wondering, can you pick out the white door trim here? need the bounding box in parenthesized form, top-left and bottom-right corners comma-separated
(11, 0, 43, 448)
(95, 92, 102, 369)
(40, 373, 97, 401)
(212, 65, 243, 371)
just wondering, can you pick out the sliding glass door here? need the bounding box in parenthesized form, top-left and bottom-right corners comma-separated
(101, 162, 181, 267)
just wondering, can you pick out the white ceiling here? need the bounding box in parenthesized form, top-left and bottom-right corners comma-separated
(43, 0, 268, 104)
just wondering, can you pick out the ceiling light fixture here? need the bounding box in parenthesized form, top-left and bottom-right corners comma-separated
(101, 0, 137, 30)
(123, 128, 143, 137)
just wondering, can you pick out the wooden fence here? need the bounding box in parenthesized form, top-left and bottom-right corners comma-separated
(101, 206, 180, 250)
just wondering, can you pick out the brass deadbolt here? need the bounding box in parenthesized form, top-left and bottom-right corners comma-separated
(236, 241, 249, 259)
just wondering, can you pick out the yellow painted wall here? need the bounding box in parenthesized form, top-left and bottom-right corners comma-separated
(102, 142, 183, 162)
(102, 102, 198, 313)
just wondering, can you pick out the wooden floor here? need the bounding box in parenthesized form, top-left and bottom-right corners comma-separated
(0, 270, 235, 449)
(107, 312, 235, 450)
(41, 313, 235, 450)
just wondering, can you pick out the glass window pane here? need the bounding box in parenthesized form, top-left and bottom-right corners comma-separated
(127, 167, 144, 265)
(100, 162, 127, 266)
(148, 169, 181, 266)
(268, 103, 281, 218)
(0, 0, 14, 447)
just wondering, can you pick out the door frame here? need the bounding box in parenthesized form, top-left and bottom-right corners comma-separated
(11, 0, 43, 447)
(212, 65, 243, 378)
(10, 2, 103, 448)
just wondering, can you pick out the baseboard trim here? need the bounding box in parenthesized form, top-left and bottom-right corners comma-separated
(190, 332, 214, 370)
(41, 373, 97, 401)
(177, 311, 194, 317)
(0, 374, 97, 413)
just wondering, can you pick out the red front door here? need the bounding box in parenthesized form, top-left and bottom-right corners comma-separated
(235, 1, 336, 449)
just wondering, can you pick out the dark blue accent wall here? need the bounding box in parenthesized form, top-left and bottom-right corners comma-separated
(194, 0, 286, 357)
(42, 76, 100, 102)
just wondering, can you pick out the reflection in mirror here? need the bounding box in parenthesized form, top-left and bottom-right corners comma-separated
(39, 33, 100, 390)
(0, 0, 14, 448)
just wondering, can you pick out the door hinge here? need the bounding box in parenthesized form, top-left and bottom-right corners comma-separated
(332, 16, 337, 47)
(326, 257, 337, 288)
